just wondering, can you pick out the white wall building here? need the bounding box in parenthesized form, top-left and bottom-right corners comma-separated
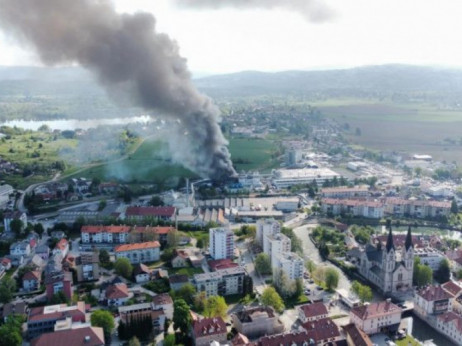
(81, 225, 130, 244)
(414, 248, 446, 271)
(272, 167, 340, 189)
(114, 241, 160, 264)
(194, 267, 245, 297)
(274, 252, 304, 281)
(414, 285, 453, 317)
(10, 241, 31, 257)
(209, 227, 234, 260)
(436, 312, 462, 345)
(256, 219, 280, 248)
(349, 300, 402, 335)
(264, 233, 292, 268)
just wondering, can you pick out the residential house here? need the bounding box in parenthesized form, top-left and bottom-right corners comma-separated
(169, 274, 189, 291)
(53, 239, 69, 258)
(105, 283, 130, 306)
(152, 293, 174, 319)
(191, 316, 227, 346)
(2, 301, 27, 322)
(194, 267, 245, 297)
(436, 311, 462, 345)
(114, 241, 160, 264)
(10, 240, 31, 257)
(35, 245, 50, 261)
(45, 271, 73, 301)
(414, 285, 453, 317)
(80, 225, 130, 246)
(442, 281, 462, 314)
(3, 210, 27, 233)
(257, 331, 312, 346)
(299, 317, 343, 345)
(350, 300, 402, 335)
(133, 263, 152, 284)
(1, 257, 11, 271)
(50, 231, 66, 240)
(208, 258, 238, 272)
(297, 302, 328, 323)
(342, 323, 373, 346)
(321, 186, 369, 199)
(230, 333, 250, 346)
(273, 252, 304, 281)
(23, 270, 42, 292)
(27, 301, 87, 339)
(75, 252, 100, 282)
(172, 249, 189, 268)
(231, 306, 284, 339)
(209, 227, 234, 260)
(30, 326, 105, 346)
(321, 198, 384, 219)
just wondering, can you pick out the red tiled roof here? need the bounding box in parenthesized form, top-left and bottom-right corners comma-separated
(258, 331, 311, 346)
(299, 302, 328, 319)
(342, 323, 373, 346)
(106, 283, 129, 300)
(114, 241, 160, 252)
(23, 270, 41, 282)
(231, 332, 250, 346)
(133, 263, 151, 276)
(437, 311, 462, 333)
(192, 316, 226, 339)
(55, 238, 68, 251)
(351, 301, 401, 320)
(31, 326, 104, 346)
(417, 285, 453, 302)
(1, 257, 11, 265)
(442, 281, 462, 297)
(300, 317, 340, 343)
(126, 206, 175, 217)
(208, 258, 238, 271)
(28, 302, 86, 322)
(81, 225, 130, 234)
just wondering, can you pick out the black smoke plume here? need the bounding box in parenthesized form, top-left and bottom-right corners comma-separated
(175, 0, 334, 23)
(0, 0, 236, 180)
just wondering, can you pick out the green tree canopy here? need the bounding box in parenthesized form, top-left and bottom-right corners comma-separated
(164, 334, 176, 346)
(114, 257, 133, 279)
(435, 258, 450, 283)
(203, 296, 228, 318)
(99, 249, 110, 266)
(351, 280, 373, 303)
(175, 283, 196, 305)
(128, 336, 141, 346)
(261, 287, 284, 313)
(0, 315, 23, 346)
(324, 268, 340, 291)
(305, 259, 316, 274)
(0, 277, 16, 304)
(10, 219, 23, 236)
(90, 310, 115, 340)
(255, 253, 272, 275)
(173, 299, 191, 335)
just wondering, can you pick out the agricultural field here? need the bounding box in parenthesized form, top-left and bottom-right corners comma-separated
(316, 99, 462, 163)
(228, 137, 281, 173)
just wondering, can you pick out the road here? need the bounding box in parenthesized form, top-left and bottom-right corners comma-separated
(236, 239, 267, 295)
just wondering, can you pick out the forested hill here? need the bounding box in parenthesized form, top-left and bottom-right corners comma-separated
(194, 65, 462, 99)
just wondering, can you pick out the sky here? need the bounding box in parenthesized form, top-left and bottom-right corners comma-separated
(1, 0, 462, 75)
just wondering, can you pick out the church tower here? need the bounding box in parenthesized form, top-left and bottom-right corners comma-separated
(403, 225, 414, 272)
(383, 227, 396, 293)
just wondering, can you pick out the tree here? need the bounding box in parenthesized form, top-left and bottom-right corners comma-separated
(255, 253, 272, 275)
(451, 199, 459, 214)
(273, 269, 295, 298)
(243, 276, 254, 296)
(324, 268, 340, 291)
(261, 287, 284, 313)
(413, 258, 433, 287)
(203, 296, 228, 318)
(164, 334, 176, 346)
(0, 277, 16, 304)
(33, 223, 44, 236)
(173, 299, 191, 335)
(98, 199, 107, 211)
(128, 336, 141, 346)
(149, 196, 164, 206)
(351, 280, 373, 303)
(175, 283, 196, 305)
(99, 249, 110, 266)
(10, 219, 23, 236)
(114, 257, 133, 279)
(91, 310, 115, 340)
(167, 229, 179, 248)
(435, 258, 451, 283)
(0, 315, 23, 346)
(294, 278, 303, 297)
(457, 269, 462, 280)
(319, 242, 330, 259)
(305, 260, 316, 275)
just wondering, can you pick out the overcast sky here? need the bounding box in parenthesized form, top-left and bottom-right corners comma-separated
(1, 0, 462, 75)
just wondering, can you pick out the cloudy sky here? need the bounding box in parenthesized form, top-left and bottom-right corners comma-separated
(1, 0, 461, 74)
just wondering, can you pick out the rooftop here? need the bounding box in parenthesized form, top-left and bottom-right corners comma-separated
(351, 301, 401, 320)
(152, 293, 173, 306)
(126, 206, 175, 217)
(114, 241, 160, 252)
(301, 317, 341, 343)
(342, 323, 373, 346)
(81, 225, 130, 234)
(192, 316, 226, 338)
(30, 326, 104, 346)
(106, 283, 129, 300)
(417, 285, 453, 302)
(298, 302, 328, 319)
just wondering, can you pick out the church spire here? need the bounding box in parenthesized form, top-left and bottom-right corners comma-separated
(405, 225, 413, 250)
(386, 226, 395, 252)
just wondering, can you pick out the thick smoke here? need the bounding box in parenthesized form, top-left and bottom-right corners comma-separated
(175, 0, 334, 23)
(0, 0, 236, 180)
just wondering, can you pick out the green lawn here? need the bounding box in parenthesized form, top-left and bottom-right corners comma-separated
(396, 335, 420, 346)
(168, 266, 204, 277)
(228, 138, 281, 173)
(284, 294, 310, 308)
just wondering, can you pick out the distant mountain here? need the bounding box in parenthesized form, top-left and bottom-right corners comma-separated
(194, 65, 462, 98)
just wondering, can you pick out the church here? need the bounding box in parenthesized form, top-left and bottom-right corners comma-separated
(349, 227, 414, 295)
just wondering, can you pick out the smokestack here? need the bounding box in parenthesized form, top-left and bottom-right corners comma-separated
(0, 0, 236, 180)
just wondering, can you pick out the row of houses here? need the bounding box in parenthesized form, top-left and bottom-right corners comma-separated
(321, 197, 451, 219)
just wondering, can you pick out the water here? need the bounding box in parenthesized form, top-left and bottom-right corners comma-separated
(405, 312, 457, 346)
(0, 115, 153, 131)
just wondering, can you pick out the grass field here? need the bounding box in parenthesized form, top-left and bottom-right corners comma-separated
(317, 98, 462, 163)
(68, 137, 281, 184)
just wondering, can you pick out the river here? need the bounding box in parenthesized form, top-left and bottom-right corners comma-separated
(0, 115, 153, 131)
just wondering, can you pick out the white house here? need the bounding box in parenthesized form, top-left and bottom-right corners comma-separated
(52, 239, 69, 258)
(298, 302, 328, 323)
(3, 211, 27, 233)
(436, 311, 462, 345)
(414, 285, 453, 317)
(10, 241, 31, 257)
(23, 270, 41, 292)
(115, 241, 160, 264)
(349, 300, 402, 335)
(152, 293, 173, 319)
(106, 283, 130, 306)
